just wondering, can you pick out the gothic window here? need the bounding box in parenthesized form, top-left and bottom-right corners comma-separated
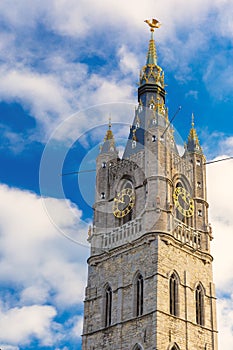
(105, 285, 112, 327)
(170, 344, 180, 350)
(134, 273, 144, 317)
(132, 344, 143, 350)
(149, 103, 154, 109)
(196, 283, 204, 326)
(152, 135, 157, 142)
(169, 272, 179, 316)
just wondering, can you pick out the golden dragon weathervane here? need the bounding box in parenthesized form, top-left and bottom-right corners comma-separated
(144, 18, 161, 32)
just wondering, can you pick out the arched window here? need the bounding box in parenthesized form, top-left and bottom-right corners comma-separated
(136, 274, 144, 316)
(169, 272, 179, 316)
(170, 344, 180, 350)
(196, 283, 204, 326)
(133, 344, 143, 350)
(105, 285, 112, 327)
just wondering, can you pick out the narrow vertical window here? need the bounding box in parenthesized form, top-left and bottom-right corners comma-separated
(169, 273, 179, 316)
(136, 274, 143, 316)
(133, 344, 143, 350)
(196, 284, 204, 326)
(171, 345, 180, 350)
(105, 285, 112, 327)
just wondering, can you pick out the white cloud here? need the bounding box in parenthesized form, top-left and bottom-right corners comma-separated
(0, 304, 57, 346)
(118, 45, 140, 76)
(207, 136, 233, 349)
(0, 346, 19, 350)
(0, 184, 88, 347)
(1, 0, 233, 143)
(217, 298, 233, 348)
(0, 0, 232, 146)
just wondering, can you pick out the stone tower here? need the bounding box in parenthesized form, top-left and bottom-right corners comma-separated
(82, 19, 218, 350)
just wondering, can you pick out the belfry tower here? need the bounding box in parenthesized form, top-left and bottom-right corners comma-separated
(82, 20, 218, 350)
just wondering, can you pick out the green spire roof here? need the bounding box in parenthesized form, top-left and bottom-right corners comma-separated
(146, 31, 157, 65)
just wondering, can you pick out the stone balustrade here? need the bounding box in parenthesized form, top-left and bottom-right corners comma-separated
(102, 218, 142, 249)
(172, 219, 201, 249)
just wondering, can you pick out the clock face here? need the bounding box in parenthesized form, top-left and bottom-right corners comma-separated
(173, 186, 194, 217)
(113, 188, 135, 218)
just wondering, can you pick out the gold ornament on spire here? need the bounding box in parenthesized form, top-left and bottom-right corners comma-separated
(139, 18, 164, 88)
(191, 112, 195, 127)
(144, 19, 161, 32)
(104, 117, 113, 141)
(187, 113, 202, 153)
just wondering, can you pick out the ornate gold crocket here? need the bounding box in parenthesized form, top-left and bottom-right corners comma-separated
(113, 188, 135, 218)
(173, 187, 194, 217)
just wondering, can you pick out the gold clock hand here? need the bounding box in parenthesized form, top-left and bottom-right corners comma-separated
(115, 198, 125, 204)
(181, 195, 189, 205)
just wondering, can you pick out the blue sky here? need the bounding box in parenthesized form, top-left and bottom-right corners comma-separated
(0, 1, 233, 349)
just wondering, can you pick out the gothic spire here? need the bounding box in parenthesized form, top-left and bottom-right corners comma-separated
(100, 118, 117, 154)
(139, 19, 164, 88)
(146, 30, 158, 65)
(186, 113, 202, 154)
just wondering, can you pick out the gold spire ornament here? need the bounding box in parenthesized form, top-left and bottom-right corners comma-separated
(100, 118, 118, 154)
(187, 113, 202, 153)
(104, 117, 113, 141)
(144, 19, 161, 32)
(139, 18, 164, 88)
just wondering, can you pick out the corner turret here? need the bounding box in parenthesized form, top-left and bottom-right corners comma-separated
(186, 114, 203, 154)
(100, 119, 118, 155)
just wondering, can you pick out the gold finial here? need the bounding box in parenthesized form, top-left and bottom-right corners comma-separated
(191, 113, 195, 127)
(144, 18, 161, 32)
(132, 128, 137, 141)
(104, 117, 114, 141)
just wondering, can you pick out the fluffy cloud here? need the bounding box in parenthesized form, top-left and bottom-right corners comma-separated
(207, 137, 233, 349)
(0, 305, 57, 346)
(0, 0, 232, 143)
(0, 184, 89, 347)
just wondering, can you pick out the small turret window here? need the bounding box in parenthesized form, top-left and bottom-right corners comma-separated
(152, 118, 156, 125)
(197, 181, 201, 188)
(133, 344, 143, 350)
(196, 159, 201, 166)
(102, 162, 106, 168)
(150, 103, 154, 110)
(198, 210, 202, 217)
(136, 122, 140, 129)
(101, 192, 105, 199)
(152, 135, 157, 142)
(132, 140, 136, 149)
